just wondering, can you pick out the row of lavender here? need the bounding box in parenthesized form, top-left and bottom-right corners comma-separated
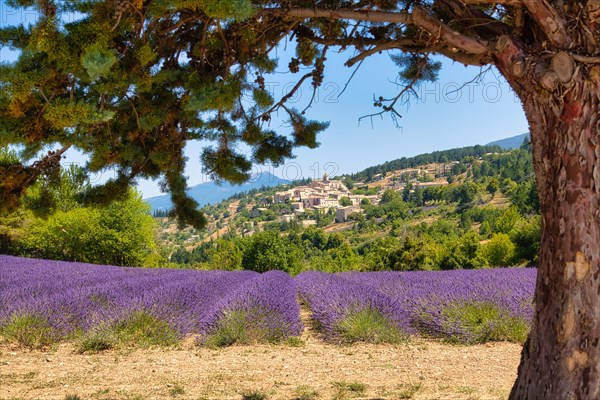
(1, 255, 536, 346)
(0, 255, 302, 346)
(296, 269, 536, 343)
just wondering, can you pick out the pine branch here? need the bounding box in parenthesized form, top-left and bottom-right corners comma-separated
(411, 6, 490, 55)
(264, 8, 411, 24)
(265, 7, 491, 56)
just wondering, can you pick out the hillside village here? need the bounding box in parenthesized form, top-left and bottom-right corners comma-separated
(269, 175, 375, 223)
(267, 161, 459, 224)
(160, 160, 465, 248)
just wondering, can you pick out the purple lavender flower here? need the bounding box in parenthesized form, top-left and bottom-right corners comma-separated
(296, 268, 536, 343)
(0, 255, 302, 345)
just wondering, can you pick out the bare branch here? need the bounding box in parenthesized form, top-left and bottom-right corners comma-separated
(4, 145, 73, 190)
(445, 66, 494, 96)
(345, 42, 405, 67)
(255, 72, 313, 122)
(522, 0, 572, 48)
(303, 47, 329, 114)
(358, 56, 429, 126)
(264, 20, 299, 54)
(338, 59, 364, 98)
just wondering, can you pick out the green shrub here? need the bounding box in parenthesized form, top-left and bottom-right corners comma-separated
(479, 233, 516, 266)
(241, 231, 302, 273)
(1, 313, 57, 349)
(442, 301, 529, 344)
(204, 308, 288, 348)
(77, 328, 116, 353)
(111, 311, 178, 347)
(20, 189, 159, 267)
(204, 310, 252, 348)
(334, 307, 406, 344)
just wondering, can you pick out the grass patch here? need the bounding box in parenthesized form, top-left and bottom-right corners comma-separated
(23, 371, 38, 379)
(284, 336, 305, 347)
(332, 381, 367, 398)
(442, 301, 530, 344)
(389, 383, 422, 399)
(334, 307, 406, 344)
(110, 311, 179, 348)
(1, 313, 57, 349)
(205, 310, 251, 348)
(110, 390, 144, 400)
(169, 383, 185, 397)
(77, 328, 117, 353)
(241, 390, 268, 400)
(292, 385, 318, 400)
(64, 395, 82, 400)
(456, 385, 477, 394)
(204, 309, 288, 348)
(90, 389, 110, 398)
(2, 311, 179, 350)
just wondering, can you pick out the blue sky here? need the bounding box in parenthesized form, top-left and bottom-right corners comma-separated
(1, 2, 529, 198)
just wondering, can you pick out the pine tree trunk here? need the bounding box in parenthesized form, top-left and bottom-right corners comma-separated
(509, 73, 600, 398)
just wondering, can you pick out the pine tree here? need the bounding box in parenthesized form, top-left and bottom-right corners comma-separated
(2, 1, 600, 396)
(0, 0, 327, 228)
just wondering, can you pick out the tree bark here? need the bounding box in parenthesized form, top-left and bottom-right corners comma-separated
(508, 67, 600, 399)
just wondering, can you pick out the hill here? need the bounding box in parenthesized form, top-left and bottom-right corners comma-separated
(158, 143, 540, 272)
(146, 137, 523, 212)
(347, 144, 502, 182)
(145, 172, 290, 212)
(486, 133, 529, 150)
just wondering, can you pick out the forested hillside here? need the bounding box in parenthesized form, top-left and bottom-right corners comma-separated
(347, 144, 502, 182)
(1, 140, 538, 272)
(161, 140, 539, 273)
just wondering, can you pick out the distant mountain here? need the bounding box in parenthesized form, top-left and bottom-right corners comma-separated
(144, 172, 291, 212)
(486, 133, 529, 150)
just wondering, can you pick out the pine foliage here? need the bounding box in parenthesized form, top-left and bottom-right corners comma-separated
(0, 0, 330, 228)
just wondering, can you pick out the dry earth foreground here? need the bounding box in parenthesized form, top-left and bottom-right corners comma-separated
(0, 336, 521, 400)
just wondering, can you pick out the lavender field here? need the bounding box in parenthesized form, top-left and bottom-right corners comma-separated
(297, 269, 536, 343)
(0, 255, 536, 348)
(0, 255, 302, 349)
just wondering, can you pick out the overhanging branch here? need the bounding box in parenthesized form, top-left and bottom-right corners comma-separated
(262, 7, 491, 56)
(345, 41, 420, 67)
(263, 8, 411, 24)
(411, 7, 490, 55)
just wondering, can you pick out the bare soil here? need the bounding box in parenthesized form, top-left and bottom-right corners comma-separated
(0, 332, 521, 400)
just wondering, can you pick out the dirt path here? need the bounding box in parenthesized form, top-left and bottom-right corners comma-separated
(0, 334, 521, 400)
